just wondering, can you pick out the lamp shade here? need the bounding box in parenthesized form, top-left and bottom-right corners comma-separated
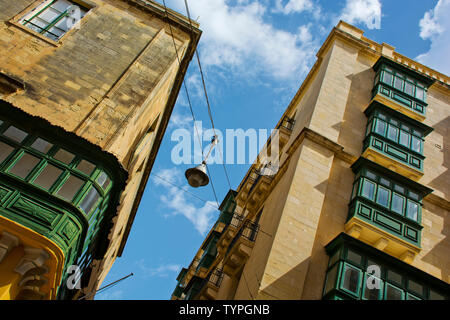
(185, 162, 209, 188)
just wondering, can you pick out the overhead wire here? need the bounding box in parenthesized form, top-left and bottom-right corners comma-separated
(181, 0, 235, 196)
(152, 172, 219, 210)
(161, 0, 220, 208)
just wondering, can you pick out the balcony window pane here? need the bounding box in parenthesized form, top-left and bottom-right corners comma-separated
(409, 191, 419, 201)
(341, 265, 360, 295)
(416, 87, 425, 101)
(376, 187, 390, 207)
(56, 174, 84, 201)
(394, 76, 404, 91)
(329, 249, 340, 267)
(33, 163, 63, 190)
(408, 280, 424, 296)
(387, 125, 398, 142)
(79, 186, 101, 215)
(8, 153, 40, 179)
(405, 81, 414, 96)
(77, 160, 95, 176)
(391, 193, 405, 215)
(411, 136, 421, 153)
(54, 148, 75, 165)
(0, 141, 15, 164)
(387, 269, 402, 285)
(351, 181, 359, 200)
(394, 184, 405, 194)
(407, 294, 421, 300)
(375, 119, 386, 135)
(366, 170, 377, 180)
(406, 201, 419, 221)
(364, 275, 382, 300)
(324, 264, 338, 294)
(386, 284, 404, 300)
(399, 131, 410, 148)
(362, 180, 376, 201)
(31, 138, 53, 154)
(96, 171, 111, 190)
(429, 290, 445, 300)
(380, 177, 390, 187)
(3, 126, 28, 143)
(347, 249, 362, 265)
(382, 72, 393, 85)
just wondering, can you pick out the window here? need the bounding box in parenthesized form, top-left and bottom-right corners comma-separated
(387, 125, 398, 141)
(32, 163, 63, 190)
(399, 131, 410, 147)
(77, 159, 95, 176)
(363, 274, 383, 300)
(406, 200, 419, 221)
(79, 186, 101, 215)
(324, 264, 339, 295)
(362, 180, 376, 201)
(411, 136, 421, 153)
(19, 0, 89, 41)
(56, 174, 84, 201)
(31, 138, 53, 154)
(96, 171, 111, 190)
(386, 284, 404, 300)
(387, 270, 403, 286)
(408, 280, 424, 296)
(347, 249, 363, 266)
(54, 148, 75, 164)
(376, 187, 390, 207)
(375, 119, 386, 135)
(8, 153, 40, 179)
(3, 126, 28, 143)
(341, 264, 361, 295)
(0, 141, 14, 164)
(391, 193, 405, 215)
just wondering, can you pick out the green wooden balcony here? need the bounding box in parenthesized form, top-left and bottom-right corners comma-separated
(362, 102, 433, 180)
(182, 276, 204, 300)
(322, 233, 449, 300)
(371, 57, 434, 121)
(346, 158, 432, 262)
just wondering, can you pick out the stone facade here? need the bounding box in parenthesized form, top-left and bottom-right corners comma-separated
(174, 21, 449, 301)
(0, 0, 200, 299)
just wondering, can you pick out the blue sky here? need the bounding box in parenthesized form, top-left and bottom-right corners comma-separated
(95, 0, 449, 300)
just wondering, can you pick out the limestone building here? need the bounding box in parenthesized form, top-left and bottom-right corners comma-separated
(173, 21, 449, 300)
(0, 0, 200, 299)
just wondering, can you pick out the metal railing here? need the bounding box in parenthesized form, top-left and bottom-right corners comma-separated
(226, 220, 260, 256)
(278, 115, 296, 131)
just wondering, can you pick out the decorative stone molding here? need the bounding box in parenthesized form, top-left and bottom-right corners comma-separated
(0, 231, 20, 263)
(14, 247, 50, 275)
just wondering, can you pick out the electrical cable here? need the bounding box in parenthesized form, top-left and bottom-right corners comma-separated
(162, 0, 220, 208)
(152, 172, 219, 210)
(182, 0, 236, 198)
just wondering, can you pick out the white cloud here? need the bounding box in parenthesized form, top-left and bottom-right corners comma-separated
(136, 260, 181, 278)
(96, 290, 124, 300)
(340, 0, 382, 30)
(168, 110, 191, 130)
(416, 0, 450, 76)
(152, 167, 217, 235)
(168, 0, 320, 80)
(273, 0, 316, 15)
